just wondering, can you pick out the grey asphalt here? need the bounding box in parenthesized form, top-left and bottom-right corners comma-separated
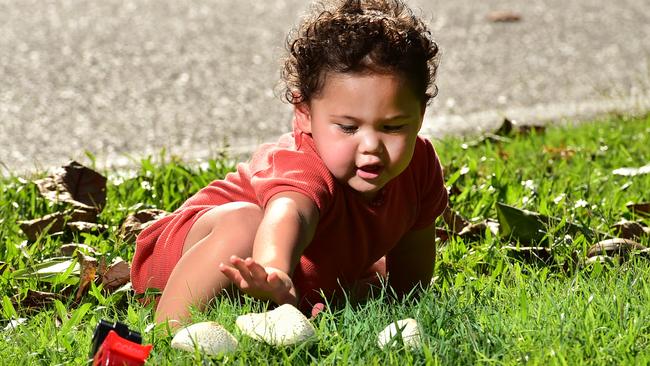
(1, 0, 649, 175)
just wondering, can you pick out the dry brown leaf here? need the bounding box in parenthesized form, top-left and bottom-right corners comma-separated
(435, 227, 453, 243)
(100, 257, 131, 291)
(15, 289, 62, 309)
(75, 252, 98, 302)
(627, 202, 650, 217)
(487, 10, 522, 23)
(19, 209, 98, 241)
(543, 146, 576, 160)
(35, 161, 107, 211)
(119, 209, 168, 243)
(638, 248, 650, 259)
(60, 243, 98, 256)
(494, 118, 545, 137)
(442, 207, 471, 233)
(611, 220, 648, 240)
(586, 238, 646, 259)
(585, 255, 615, 266)
(497, 147, 510, 160)
(458, 220, 500, 239)
(66, 221, 108, 235)
(518, 125, 546, 134)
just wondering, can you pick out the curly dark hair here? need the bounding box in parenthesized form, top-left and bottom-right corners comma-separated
(281, 0, 440, 106)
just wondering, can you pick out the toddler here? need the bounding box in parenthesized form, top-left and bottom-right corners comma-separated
(131, 0, 448, 325)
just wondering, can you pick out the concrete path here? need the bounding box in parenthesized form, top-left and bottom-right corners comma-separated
(1, 0, 649, 174)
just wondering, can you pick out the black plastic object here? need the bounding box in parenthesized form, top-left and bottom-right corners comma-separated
(90, 319, 143, 357)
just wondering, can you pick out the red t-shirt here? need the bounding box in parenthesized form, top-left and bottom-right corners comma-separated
(130, 129, 448, 309)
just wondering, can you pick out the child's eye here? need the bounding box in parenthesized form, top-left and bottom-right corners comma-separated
(337, 124, 358, 134)
(383, 124, 406, 132)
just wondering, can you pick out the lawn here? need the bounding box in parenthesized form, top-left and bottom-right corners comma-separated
(1, 114, 650, 365)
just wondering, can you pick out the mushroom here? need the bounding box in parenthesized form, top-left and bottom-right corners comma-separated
(377, 318, 422, 350)
(236, 304, 315, 346)
(171, 322, 238, 355)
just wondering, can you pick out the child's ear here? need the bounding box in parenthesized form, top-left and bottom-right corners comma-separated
(294, 103, 312, 134)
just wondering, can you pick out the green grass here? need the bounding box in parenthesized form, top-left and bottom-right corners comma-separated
(1, 114, 650, 364)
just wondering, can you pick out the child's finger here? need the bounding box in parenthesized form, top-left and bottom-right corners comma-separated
(267, 271, 283, 289)
(230, 256, 254, 282)
(245, 259, 269, 282)
(219, 263, 245, 285)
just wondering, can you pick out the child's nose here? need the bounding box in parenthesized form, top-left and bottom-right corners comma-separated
(359, 132, 383, 154)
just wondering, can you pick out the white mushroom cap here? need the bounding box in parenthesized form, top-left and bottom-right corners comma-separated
(377, 318, 422, 350)
(236, 304, 316, 346)
(171, 322, 238, 355)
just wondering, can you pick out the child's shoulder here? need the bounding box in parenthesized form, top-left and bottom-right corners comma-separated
(413, 135, 440, 161)
(249, 132, 324, 173)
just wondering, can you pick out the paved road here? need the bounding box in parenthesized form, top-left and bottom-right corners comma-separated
(1, 0, 649, 174)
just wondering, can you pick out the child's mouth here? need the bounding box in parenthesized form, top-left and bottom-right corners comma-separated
(356, 164, 383, 180)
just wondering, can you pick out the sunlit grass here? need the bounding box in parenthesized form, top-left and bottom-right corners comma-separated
(1, 114, 650, 364)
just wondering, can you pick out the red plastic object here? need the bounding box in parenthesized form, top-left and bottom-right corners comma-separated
(92, 330, 152, 366)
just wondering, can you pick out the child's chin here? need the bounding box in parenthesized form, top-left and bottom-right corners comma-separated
(349, 182, 383, 200)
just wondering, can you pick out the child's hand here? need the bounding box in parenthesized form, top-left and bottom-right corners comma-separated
(220, 255, 297, 306)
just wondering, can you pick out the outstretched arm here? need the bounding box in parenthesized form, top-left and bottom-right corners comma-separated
(385, 222, 437, 297)
(220, 191, 319, 305)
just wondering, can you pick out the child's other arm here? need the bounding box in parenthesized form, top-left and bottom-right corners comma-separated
(385, 222, 436, 297)
(220, 191, 319, 305)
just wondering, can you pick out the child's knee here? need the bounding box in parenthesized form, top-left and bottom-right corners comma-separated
(183, 202, 263, 253)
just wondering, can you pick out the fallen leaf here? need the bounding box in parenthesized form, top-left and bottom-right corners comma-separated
(35, 161, 107, 211)
(33, 259, 79, 275)
(585, 255, 615, 266)
(627, 202, 650, 217)
(75, 252, 98, 302)
(458, 220, 500, 239)
(19, 209, 98, 241)
(442, 207, 471, 233)
(60, 243, 97, 256)
(613, 164, 650, 177)
(469, 134, 512, 147)
(517, 125, 545, 134)
(3, 318, 28, 332)
(611, 220, 649, 240)
(487, 10, 522, 22)
(100, 257, 131, 291)
(494, 118, 544, 136)
(11, 257, 79, 285)
(119, 209, 168, 243)
(435, 227, 452, 243)
(638, 248, 650, 259)
(66, 221, 108, 235)
(496, 202, 602, 245)
(586, 238, 646, 259)
(14, 289, 62, 309)
(543, 146, 576, 160)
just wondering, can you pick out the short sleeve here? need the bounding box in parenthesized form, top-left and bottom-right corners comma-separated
(410, 137, 448, 230)
(248, 135, 336, 214)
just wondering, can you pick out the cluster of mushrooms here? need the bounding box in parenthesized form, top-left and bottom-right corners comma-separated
(170, 304, 421, 355)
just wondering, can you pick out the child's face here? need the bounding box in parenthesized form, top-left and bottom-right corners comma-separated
(296, 72, 425, 201)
